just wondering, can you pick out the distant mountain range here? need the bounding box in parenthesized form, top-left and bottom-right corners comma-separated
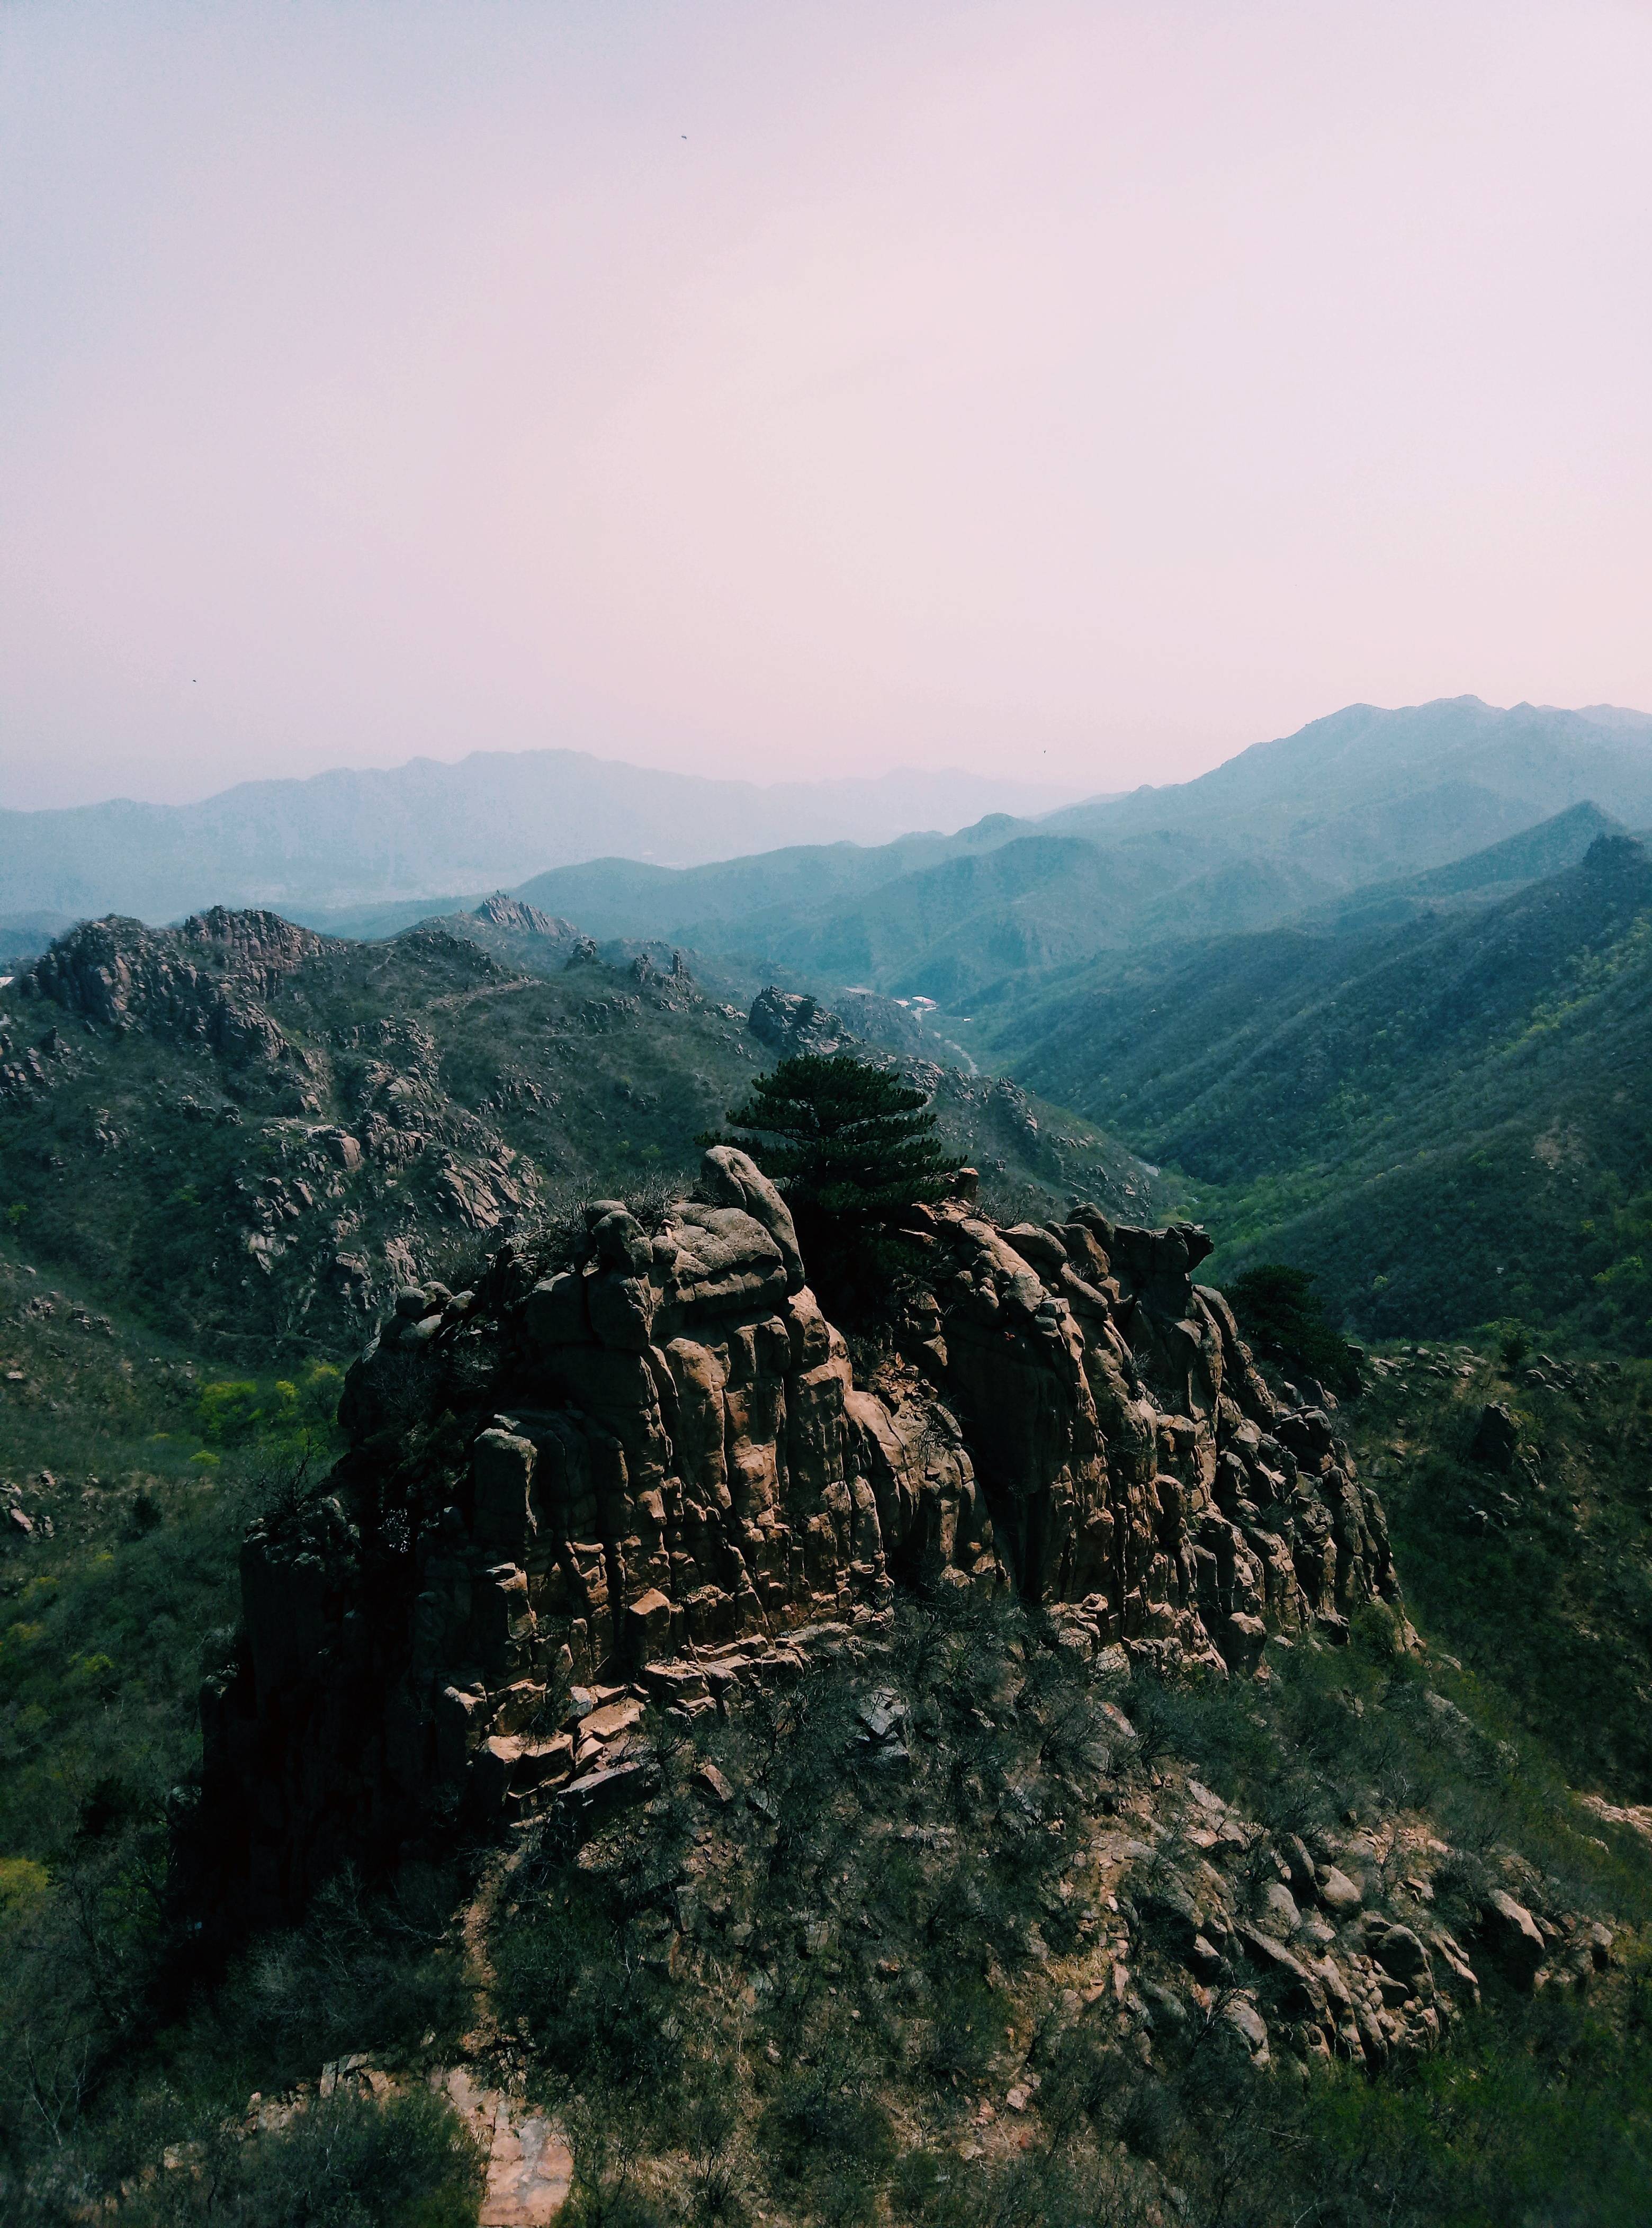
(0, 750, 1092, 921)
(10, 691, 1652, 1356)
(8, 696, 1651, 939)
(1043, 696, 1652, 872)
(500, 699, 1652, 1001)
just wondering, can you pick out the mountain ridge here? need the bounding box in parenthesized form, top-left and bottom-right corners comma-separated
(499, 703, 1652, 1004)
(1045, 698, 1652, 873)
(0, 750, 1092, 922)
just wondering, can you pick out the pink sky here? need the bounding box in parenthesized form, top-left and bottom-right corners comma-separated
(2, 0, 1649, 810)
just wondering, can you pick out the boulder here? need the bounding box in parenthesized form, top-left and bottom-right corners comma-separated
(1258, 1881, 1303, 1938)
(1370, 1924, 1433, 2000)
(698, 1145, 807, 1293)
(1316, 1865, 1363, 1916)
(471, 1430, 537, 1556)
(1221, 1996, 1271, 2065)
(624, 1588, 675, 1664)
(1479, 1890, 1546, 1989)
(526, 1271, 588, 1346)
(1470, 1403, 1520, 1472)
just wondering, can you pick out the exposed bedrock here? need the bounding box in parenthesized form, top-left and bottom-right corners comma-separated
(191, 1151, 1400, 1915)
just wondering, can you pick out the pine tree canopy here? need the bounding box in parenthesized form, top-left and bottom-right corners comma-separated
(709, 1053, 963, 1224)
(1225, 1262, 1362, 1397)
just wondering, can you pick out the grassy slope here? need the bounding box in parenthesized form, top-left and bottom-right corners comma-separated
(1342, 1340, 1652, 1804)
(0, 1241, 484, 2222)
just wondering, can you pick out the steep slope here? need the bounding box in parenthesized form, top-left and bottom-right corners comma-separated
(1046, 698, 1652, 880)
(0, 752, 1087, 921)
(1291, 799, 1623, 936)
(513, 829, 1340, 1005)
(0, 911, 1160, 1358)
(1346, 1338, 1652, 1803)
(995, 833, 1652, 1342)
(749, 833, 1333, 1003)
(506, 813, 1037, 944)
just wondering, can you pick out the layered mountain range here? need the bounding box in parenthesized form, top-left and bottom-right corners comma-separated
(7, 700, 1652, 2222)
(0, 751, 1086, 923)
(495, 697, 1652, 987)
(6, 693, 1651, 1358)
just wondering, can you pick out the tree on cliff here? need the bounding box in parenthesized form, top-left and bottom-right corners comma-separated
(704, 1053, 963, 1318)
(1225, 1262, 1362, 1398)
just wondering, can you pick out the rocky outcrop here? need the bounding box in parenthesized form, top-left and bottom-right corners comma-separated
(471, 894, 580, 944)
(906, 1202, 1398, 1668)
(190, 1155, 1401, 1916)
(748, 986, 857, 1059)
(1469, 1400, 1520, 1470)
(18, 909, 324, 1060)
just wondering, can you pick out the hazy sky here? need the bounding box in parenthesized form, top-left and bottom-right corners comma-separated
(3, 1, 1650, 811)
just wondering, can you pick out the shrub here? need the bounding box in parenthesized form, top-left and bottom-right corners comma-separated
(119, 2088, 486, 2227)
(197, 1381, 265, 1444)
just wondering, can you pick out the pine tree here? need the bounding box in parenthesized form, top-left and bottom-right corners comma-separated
(710, 1053, 961, 1226)
(1225, 1263, 1362, 1397)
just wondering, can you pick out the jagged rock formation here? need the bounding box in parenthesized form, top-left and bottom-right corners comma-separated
(192, 1152, 1400, 1915)
(16, 908, 323, 1067)
(748, 985, 857, 1059)
(471, 893, 581, 942)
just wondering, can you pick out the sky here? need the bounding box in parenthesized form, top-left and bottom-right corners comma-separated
(2, 1, 1650, 812)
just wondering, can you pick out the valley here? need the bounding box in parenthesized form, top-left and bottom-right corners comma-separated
(12, 5, 1652, 2214)
(4, 698, 1652, 2226)
(0, 906, 1162, 1363)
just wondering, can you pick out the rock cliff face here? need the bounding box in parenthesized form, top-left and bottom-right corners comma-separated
(192, 1152, 1400, 1915)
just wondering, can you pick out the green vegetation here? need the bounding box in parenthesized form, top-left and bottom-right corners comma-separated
(708, 1053, 962, 1317)
(0, 919, 1146, 1366)
(996, 834, 1652, 1347)
(1346, 1341, 1652, 1804)
(509, 709, 1652, 1008)
(7, 1232, 1652, 2221)
(1226, 1263, 1363, 1398)
(114, 2088, 485, 2228)
(716, 1053, 960, 1219)
(0, 1250, 485, 2220)
(9, 805, 1652, 2220)
(481, 1583, 1652, 2226)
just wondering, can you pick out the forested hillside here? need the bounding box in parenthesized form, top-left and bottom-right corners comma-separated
(994, 832, 1652, 1345)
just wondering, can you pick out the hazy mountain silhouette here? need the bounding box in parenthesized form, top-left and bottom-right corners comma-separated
(1045, 697, 1652, 873)
(0, 750, 1090, 921)
(504, 704, 1652, 1001)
